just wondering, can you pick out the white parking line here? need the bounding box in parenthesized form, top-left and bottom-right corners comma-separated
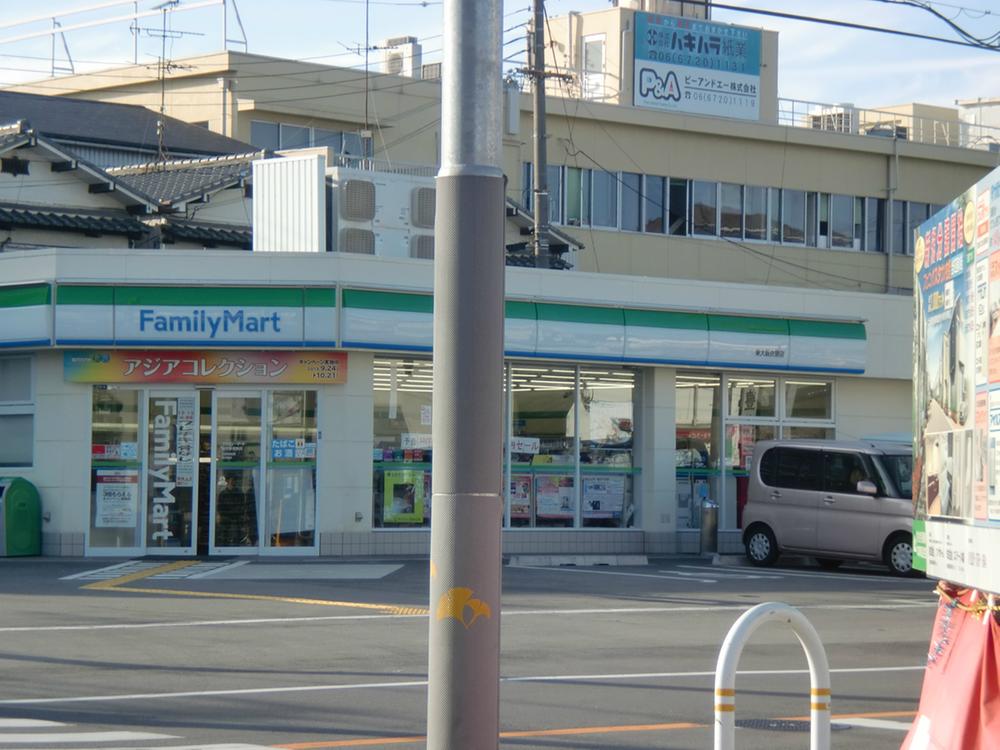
(677, 564, 930, 583)
(836, 717, 913, 731)
(59, 561, 141, 580)
(0, 730, 177, 743)
(0, 665, 925, 705)
(0, 720, 64, 728)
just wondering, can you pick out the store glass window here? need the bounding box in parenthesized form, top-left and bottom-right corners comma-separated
(782, 189, 806, 244)
(785, 426, 835, 440)
(692, 180, 717, 236)
(265, 391, 318, 548)
(89, 388, 142, 548)
(668, 178, 688, 235)
(249, 120, 280, 150)
(785, 380, 832, 420)
(579, 368, 635, 528)
(373, 359, 433, 528)
(592, 170, 618, 228)
(745, 186, 767, 240)
(728, 377, 776, 418)
(830, 194, 854, 248)
(621, 172, 642, 232)
(724, 423, 776, 528)
(0, 356, 32, 467)
(644, 175, 665, 233)
(675, 372, 721, 530)
(720, 183, 743, 238)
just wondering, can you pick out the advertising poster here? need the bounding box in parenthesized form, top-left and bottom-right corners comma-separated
(582, 475, 625, 518)
(383, 469, 425, 523)
(915, 171, 1000, 592)
(535, 475, 575, 519)
(633, 12, 761, 120)
(510, 474, 532, 520)
(64, 350, 347, 384)
(94, 469, 139, 528)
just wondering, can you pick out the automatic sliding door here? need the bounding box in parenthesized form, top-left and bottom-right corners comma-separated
(211, 392, 263, 553)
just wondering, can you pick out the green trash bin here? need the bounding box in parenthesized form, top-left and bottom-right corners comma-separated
(0, 477, 41, 556)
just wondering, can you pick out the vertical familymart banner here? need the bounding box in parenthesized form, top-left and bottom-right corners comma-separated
(633, 13, 761, 120)
(913, 163, 1000, 593)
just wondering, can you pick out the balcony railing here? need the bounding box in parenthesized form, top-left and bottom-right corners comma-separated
(778, 98, 1000, 153)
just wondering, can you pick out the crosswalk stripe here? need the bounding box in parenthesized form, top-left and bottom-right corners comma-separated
(835, 717, 913, 732)
(0, 720, 65, 728)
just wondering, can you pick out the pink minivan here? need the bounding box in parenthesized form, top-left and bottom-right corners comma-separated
(741, 439, 914, 575)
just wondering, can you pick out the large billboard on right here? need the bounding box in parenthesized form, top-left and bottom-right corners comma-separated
(913, 165, 1000, 592)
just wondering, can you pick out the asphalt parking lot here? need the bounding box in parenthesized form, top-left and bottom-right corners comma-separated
(0, 554, 935, 749)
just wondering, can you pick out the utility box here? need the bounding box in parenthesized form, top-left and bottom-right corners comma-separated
(0, 477, 41, 556)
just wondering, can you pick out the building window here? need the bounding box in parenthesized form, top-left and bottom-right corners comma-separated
(745, 186, 767, 240)
(547, 165, 563, 225)
(621, 172, 642, 232)
(522, 162, 533, 210)
(728, 376, 776, 418)
(565, 167, 591, 226)
(866, 197, 886, 252)
(668, 178, 689, 235)
(720, 183, 743, 238)
(643, 175, 665, 233)
(782, 189, 806, 244)
(806, 192, 818, 247)
(582, 34, 606, 100)
(691, 180, 718, 236)
(0, 356, 32, 467)
(830, 193, 854, 249)
(908, 202, 930, 255)
(768, 188, 782, 243)
(314, 129, 343, 150)
(250, 120, 280, 150)
(891, 199, 906, 254)
(592, 170, 619, 228)
(280, 124, 310, 150)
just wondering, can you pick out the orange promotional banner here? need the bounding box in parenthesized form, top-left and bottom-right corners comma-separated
(64, 350, 347, 384)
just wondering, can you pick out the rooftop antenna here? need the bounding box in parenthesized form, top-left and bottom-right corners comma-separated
(362, 0, 372, 158)
(153, 0, 179, 163)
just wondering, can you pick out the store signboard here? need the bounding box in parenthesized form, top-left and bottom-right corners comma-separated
(64, 350, 347, 384)
(914, 164, 1000, 592)
(0, 284, 51, 348)
(633, 13, 761, 120)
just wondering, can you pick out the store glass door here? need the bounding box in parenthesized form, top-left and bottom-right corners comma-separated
(211, 392, 263, 554)
(145, 391, 198, 555)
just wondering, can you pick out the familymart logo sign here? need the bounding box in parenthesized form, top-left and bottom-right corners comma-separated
(118, 305, 303, 344)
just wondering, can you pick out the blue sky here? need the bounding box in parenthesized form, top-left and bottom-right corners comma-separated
(0, 0, 999, 108)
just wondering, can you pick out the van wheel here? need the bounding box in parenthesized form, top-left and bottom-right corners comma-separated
(816, 557, 842, 570)
(883, 533, 913, 576)
(744, 525, 779, 566)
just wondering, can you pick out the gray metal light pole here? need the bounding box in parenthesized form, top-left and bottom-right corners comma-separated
(426, 0, 504, 748)
(531, 0, 550, 269)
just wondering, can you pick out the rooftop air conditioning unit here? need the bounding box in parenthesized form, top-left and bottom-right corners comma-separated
(810, 104, 858, 134)
(328, 166, 436, 259)
(421, 63, 442, 81)
(380, 36, 422, 78)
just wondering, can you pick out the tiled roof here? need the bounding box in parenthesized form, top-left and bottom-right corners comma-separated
(0, 91, 254, 157)
(0, 204, 145, 236)
(160, 219, 251, 249)
(109, 154, 258, 206)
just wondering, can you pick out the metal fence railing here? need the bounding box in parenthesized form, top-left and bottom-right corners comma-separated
(778, 98, 1000, 153)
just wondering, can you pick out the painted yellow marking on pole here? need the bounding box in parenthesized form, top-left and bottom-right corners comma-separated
(715, 688, 735, 696)
(429, 560, 437, 579)
(82, 560, 198, 589)
(435, 587, 491, 628)
(715, 704, 736, 712)
(811, 702, 830, 711)
(811, 687, 831, 696)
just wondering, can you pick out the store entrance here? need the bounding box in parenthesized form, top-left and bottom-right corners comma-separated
(209, 391, 263, 555)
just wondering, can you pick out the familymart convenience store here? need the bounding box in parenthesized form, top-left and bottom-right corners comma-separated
(0, 249, 909, 558)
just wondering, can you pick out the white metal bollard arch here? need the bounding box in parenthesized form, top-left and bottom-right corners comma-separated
(714, 602, 831, 750)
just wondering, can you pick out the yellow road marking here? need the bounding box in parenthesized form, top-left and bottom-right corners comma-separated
(82, 560, 198, 589)
(81, 562, 427, 615)
(273, 709, 919, 748)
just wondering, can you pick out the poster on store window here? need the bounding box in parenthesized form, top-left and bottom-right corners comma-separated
(913, 165, 1000, 592)
(535, 475, 574, 519)
(510, 474, 532, 519)
(383, 469, 425, 523)
(582, 475, 625, 519)
(94, 469, 139, 528)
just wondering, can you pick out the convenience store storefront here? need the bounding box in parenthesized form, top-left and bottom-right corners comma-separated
(0, 249, 905, 558)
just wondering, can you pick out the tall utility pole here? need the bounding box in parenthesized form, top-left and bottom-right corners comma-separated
(530, 0, 549, 269)
(426, 0, 504, 748)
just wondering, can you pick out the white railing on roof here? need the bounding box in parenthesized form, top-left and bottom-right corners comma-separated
(328, 154, 438, 177)
(778, 98, 1000, 153)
